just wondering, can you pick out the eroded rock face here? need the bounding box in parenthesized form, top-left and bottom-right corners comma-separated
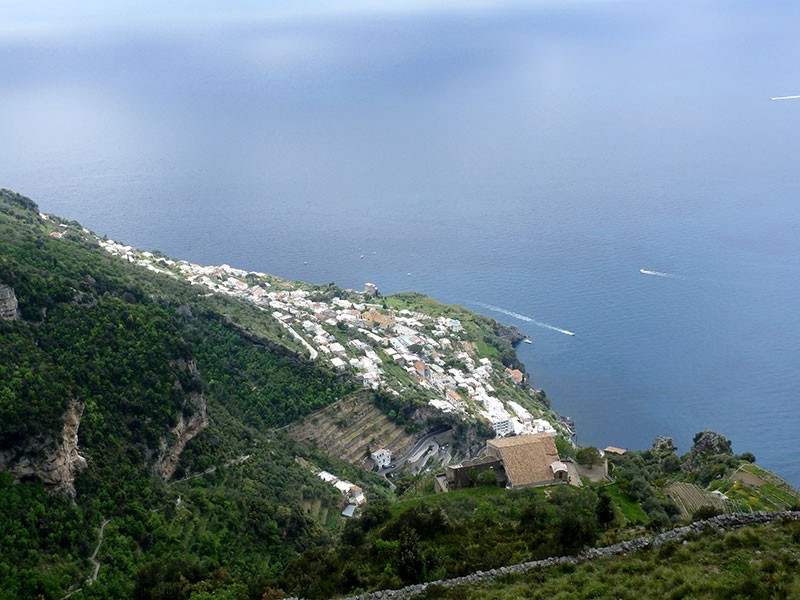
(0, 283, 19, 320)
(652, 436, 677, 454)
(154, 359, 208, 481)
(0, 400, 88, 497)
(690, 430, 732, 458)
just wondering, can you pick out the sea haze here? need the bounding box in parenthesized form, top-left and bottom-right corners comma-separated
(2, 0, 799, 484)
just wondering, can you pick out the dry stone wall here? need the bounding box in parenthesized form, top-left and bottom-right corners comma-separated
(304, 511, 800, 600)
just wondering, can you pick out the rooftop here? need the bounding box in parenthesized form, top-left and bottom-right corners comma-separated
(487, 433, 561, 488)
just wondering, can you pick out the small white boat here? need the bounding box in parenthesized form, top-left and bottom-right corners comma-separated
(523, 338, 532, 344)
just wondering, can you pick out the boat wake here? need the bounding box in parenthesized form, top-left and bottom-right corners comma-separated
(770, 95, 800, 101)
(476, 303, 575, 337)
(639, 268, 685, 280)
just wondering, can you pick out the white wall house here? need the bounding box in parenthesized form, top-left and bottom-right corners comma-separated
(371, 448, 392, 469)
(492, 419, 512, 437)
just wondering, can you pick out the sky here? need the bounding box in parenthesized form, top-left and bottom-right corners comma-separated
(0, 0, 631, 32)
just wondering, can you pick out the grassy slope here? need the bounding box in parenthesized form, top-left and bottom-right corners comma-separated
(279, 483, 607, 598)
(427, 519, 800, 599)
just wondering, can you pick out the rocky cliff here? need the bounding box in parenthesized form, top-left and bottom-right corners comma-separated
(154, 359, 209, 480)
(0, 400, 87, 497)
(0, 283, 19, 320)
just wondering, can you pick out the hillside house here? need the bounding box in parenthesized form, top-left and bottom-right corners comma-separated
(435, 455, 508, 493)
(363, 310, 395, 329)
(486, 433, 569, 488)
(504, 367, 524, 385)
(492, 419, 512, 437)
(371, 448, 392, 469)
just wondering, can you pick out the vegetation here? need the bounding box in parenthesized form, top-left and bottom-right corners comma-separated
(277, 484, 610, 598)
(422, 518, 800, 599)
(606, 452, 680, 529)
(0, 190, 382, 598)
(575, 446, 602, 468)
(618, 431, 800, 518)
(2, 190, 798, 599)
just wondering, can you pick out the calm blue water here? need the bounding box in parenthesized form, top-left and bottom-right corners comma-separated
(2, 0, 799, 484)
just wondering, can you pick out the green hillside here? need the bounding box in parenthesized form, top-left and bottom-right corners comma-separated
(2, 189, 798, 600)
(0, 189, 376, 598)
(422, 516, 800, 599)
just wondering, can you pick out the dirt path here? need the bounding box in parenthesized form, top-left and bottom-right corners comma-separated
(59, 518, 110, 600)
(88, 519, 111, 583)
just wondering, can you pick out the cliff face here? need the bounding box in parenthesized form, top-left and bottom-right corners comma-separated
(154, 359, 208, 481)
(0, 284, 20, 320)
(0, 400, 87, 497)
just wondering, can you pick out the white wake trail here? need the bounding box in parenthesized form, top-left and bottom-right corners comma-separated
(476, 303, 575, 337)
(771, 95, 800, 100)
(639, 268, 685, 280)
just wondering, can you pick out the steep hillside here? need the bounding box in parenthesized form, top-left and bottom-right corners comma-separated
(287, 391, 418, 466)
(3, 189, 796, 600)
(409, 514, 800, 599)
(0, 189, 381, 598)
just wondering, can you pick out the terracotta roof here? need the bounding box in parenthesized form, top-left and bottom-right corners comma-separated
(504, 367, 524, 384)
(487, 433, 561, 487)
(604, 446, 627, 455)
(363, 310, 395, 327)
(446, 389, 463, 402)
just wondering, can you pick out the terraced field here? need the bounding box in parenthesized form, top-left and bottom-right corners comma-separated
(729, 464, 800, 510)
(667, 464, 800, 518)
(287, 392, 416, 466)
(666, 482, 727, 518)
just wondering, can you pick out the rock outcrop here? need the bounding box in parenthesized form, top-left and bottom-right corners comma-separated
(154, 359, 208, 480)
(0, 283, 20, 320)
(652, 435, 677, 454)
(690, 430, 732, 457)
(0, 400, 88, 497)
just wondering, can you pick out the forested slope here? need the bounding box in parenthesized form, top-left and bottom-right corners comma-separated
(0, 189, 380, 598)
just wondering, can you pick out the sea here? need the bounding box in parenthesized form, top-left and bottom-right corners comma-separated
(2, 0, 799, 485)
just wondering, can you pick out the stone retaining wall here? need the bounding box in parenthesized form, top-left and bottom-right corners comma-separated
(301, 511, 800, 600)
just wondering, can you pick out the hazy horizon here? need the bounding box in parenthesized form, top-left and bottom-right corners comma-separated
(2, 0, 799, 483)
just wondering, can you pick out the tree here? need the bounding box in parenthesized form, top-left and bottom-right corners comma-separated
(596, 487, 616, 528)
(556, 510, 598, 554)
(661, 454, 681, 474)
(576, 446, 603, 468)
(396, 526, 424, 585)
(555, 436, 575, 459)
(476, 469, 498, 487)
(738, 452, 756, 463)
(692, 505, 723, 521)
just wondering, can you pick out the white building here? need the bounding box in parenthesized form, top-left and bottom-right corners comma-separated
(371, 448, 392, 469)
(492, 419, 512, 437)
(317, 471, 338, 483)
(334, 480, 354, 494)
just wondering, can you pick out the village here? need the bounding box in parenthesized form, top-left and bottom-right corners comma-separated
(98, 239, 578, 513)
(98, 238, 561, 441)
